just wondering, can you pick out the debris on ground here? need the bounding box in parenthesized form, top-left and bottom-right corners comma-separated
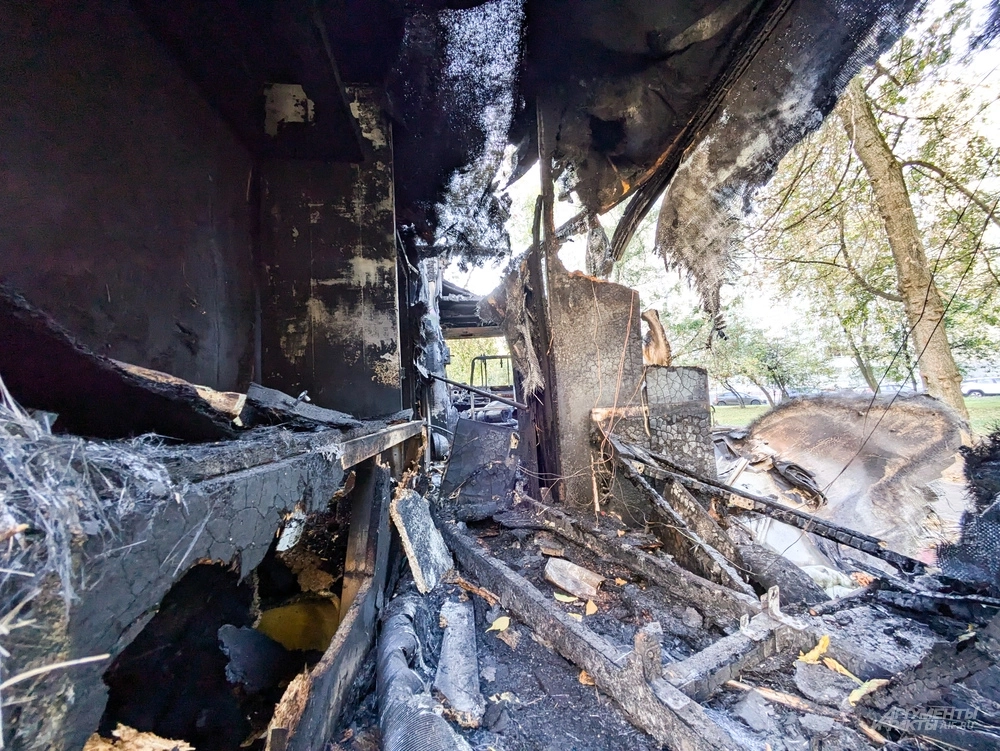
(391, 488, 454, 593)
(332, 382, 1000, 751)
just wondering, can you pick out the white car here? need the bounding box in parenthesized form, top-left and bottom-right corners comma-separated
(961, 377, 1000, 397)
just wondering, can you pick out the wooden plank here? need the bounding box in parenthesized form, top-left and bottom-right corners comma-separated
(613, 452, 756, 597)
(339, 421, 423, 469)
(544, 557, 604, 599)
(665, 480, 742, 565)
(439, 521, 742, 751)
(273, 462, 394, 751)
(390, 488, 453, 593)
(664, 615, 811, 702)
(114, 360, 246, 417)
(521, 499, 760, 628)
(442, 325, 504, 340)
(341, 460, 390, 613)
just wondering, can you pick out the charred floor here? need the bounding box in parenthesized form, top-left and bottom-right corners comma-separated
(1, 1, 999, 750)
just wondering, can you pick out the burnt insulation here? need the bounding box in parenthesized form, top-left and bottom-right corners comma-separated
(390, 0, 524, 260)
(939, 429, 1000, 594)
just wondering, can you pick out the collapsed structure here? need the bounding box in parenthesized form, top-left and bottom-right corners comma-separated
(1, 1, 997, 749)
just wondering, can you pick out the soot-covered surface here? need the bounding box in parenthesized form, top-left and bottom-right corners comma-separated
(337, 576, 661, 751)
(385, 0, 921, 263)
(0, 284, 236, 441)
(101, 561, 328, 751)
(101, 565, 257, 750)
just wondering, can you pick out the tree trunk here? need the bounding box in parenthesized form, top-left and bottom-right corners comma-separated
(839, 318, 879, 392)
(748, 376, 776, 407)
(837, 77, 969, 422)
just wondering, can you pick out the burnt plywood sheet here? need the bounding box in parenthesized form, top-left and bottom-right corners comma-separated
(0, 284, 235, 441)
(390, 488, 453, 594)
(259, 87, 401, 419)
(440, 419, 519, 505)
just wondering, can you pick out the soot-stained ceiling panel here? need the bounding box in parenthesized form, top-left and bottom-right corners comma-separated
(386, 0, 919, 267)
(136, 0, 922, 267)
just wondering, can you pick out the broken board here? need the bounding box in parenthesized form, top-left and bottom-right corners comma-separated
(390, 488, 453, 593)
(440, 419, 519, 505)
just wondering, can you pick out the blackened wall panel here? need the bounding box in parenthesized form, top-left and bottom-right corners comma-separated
(259, 88, 401, 418)
(0, 0, 255, 390)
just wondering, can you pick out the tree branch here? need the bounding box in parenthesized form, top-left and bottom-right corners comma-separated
(901, 159, 1000, 231)
(871, 61, 903, 90)
(836, 214, 903, 302)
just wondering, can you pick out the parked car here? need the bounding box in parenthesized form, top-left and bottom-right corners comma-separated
(783, 387, 821, 399)
(880, 382, 921, 396)
(961, 377, 1000, 397)
(714, 390, 764, 406)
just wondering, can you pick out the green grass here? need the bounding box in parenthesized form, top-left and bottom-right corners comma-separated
(713, 395, 1000, 435)
(967, 395, 1000, 435)
(712, 404, 772, 427)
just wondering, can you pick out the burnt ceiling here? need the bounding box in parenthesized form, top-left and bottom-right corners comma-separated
(136, 0, 919, 268)
(389, 0, 919, 268)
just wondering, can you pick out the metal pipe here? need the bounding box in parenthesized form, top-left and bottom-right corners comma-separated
(428, 373, 528, 410)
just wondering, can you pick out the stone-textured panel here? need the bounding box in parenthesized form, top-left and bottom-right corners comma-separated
(646, 366, 716, 479)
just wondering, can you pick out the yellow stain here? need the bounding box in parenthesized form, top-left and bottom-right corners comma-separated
(256, 597, 341, 652)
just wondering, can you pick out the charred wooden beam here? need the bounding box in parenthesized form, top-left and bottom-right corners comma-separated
(441, 326, 504, 340)
(439, 521, 744, 751)
(267, 460, 394, 751)
(617, 438, 926, 576)
(610, 448, 755, 598)
(147, 420, 419, 483)
(515, 499, 761, 629)
(338, 421, 424, 470)
(663, 614, 812, 702)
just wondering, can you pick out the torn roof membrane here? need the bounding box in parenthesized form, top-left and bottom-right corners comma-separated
(132, 0, 923, 274)
(650, 0, 917, 321)
(392, 0, 919, 297)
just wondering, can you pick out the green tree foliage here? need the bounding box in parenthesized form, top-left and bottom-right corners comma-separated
(445, 337, 510, 383)
(606, 192, 834, 394)
(744, 0, 1000, 394)
(705, 319, 835, 404)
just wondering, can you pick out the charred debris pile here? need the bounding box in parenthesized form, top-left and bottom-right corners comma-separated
(2, 1, 997, 749)
(5, 262, 1000, 751)
(352, 259, 1000, 751)
(0, 286, 423, 750)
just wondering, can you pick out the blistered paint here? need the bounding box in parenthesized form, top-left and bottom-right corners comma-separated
(264, 83, 315, 137)
(372, 350, 401, 388)
(307, 295, 397, 351)
(313, 257, 395, 289)
(349, 100, 388, 149)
